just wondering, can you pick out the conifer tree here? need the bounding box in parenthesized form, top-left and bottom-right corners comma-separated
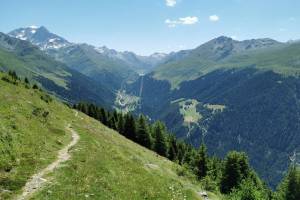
(153, 122, 168, 157)
(100, 108, 107, 125)
(124, 113, 137, 141)
(117, 113, 125, 135)
(168, 135, 178, 161)
(136, 115, 152, 149)
(108, 115, 117, 130)
(285, 166, 300, 200)
(196, 142, 208, 179)
(24, 77, 29, 84)
(220, 151, 251, 194)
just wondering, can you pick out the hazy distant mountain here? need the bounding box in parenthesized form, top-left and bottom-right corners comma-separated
(94, 46, 168, 73)
(9, 26, 167, 75)
(0, 32, 114, 106)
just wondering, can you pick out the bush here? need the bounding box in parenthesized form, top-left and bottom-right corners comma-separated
(40, 94, 52, 103)
(32, 84, 39, 89)
(227, 179, 269, 200)
(200, 176, 219, 192)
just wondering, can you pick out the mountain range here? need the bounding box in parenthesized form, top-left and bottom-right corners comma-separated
(3, 25, 300, 188)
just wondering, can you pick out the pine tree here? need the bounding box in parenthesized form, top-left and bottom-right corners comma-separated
(24, 77, 29, 84)
(117, 113, 125, 135)
(153, 122, 168, 157)
(123, 113, 137, 141)
(108, 115, 117, 130)
(32, 84, 39, 89)
(176, 142, 186, 165)
(88, 104, 96, 118)
(9, 70, 18, 80)
(168, 135, 178, 161)
(220, 151, 251, 194)
(285, 166, 300, 200)
(136, 115, 152, 149)
(196, 142, 208, 179)
(100, 108, 107, 125)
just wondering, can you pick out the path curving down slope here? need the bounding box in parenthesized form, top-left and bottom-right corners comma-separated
(16, 112, 80, 200)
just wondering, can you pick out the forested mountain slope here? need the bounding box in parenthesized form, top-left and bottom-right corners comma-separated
(126, 37, 300, 188)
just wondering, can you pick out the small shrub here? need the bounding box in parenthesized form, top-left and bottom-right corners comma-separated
(200, 176, 218, 192)
(32, 84, 39, 89)
(24, 77, 29, 84)
(1, 76, 11, 83)
(40, 94, 52, 103)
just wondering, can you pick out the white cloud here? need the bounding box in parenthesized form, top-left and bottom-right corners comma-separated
(165, 0, 176, 7)
(209, 15, 219, 22)
(165, 16, 198, 27)
(180, 16, 198, 24)
(231, 35, 238, 40)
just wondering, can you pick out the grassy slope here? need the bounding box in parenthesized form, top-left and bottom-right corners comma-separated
(0, 73, 220, 200)
(153, 42, 300, 88)
(0, 37, 71, 89)
(0, 73, 73, 199)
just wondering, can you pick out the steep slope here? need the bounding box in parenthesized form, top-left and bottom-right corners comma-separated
(49, 43, 137, 91)
(0, 72, 218, 200)
(0, 32, 114, 106)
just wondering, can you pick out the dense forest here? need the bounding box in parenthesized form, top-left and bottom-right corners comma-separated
(74, 101, 300, 200)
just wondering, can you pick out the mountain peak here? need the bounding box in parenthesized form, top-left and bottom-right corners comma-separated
(8, 26, 71, 50)
(192, 35, 282, 61)
(215, 35, 234, 42)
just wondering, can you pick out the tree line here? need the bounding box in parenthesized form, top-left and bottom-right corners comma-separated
(73, 102, 300, 200)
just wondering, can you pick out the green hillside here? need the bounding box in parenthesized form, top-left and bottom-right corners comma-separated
(0, 32, 115, 107)
(0, 72, 219, 200)
(153, 37, 300, 88)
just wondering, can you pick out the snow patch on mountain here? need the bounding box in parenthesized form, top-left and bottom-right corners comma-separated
(8, 26, 71, 50)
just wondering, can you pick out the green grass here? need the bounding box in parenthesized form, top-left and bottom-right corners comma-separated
(153, 42, 300, 89)
(0, 48, 70, 89)
(178, 99, 202, 125)
(0, 72, 221, 200)
(0, 73, 73, 199)
(204, 104, 226, 114)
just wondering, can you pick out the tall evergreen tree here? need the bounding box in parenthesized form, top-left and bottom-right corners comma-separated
(123, 113, 137, 141)
(136, 115, 152, 149)
(196, 142, 208, 179)
(285, 166, 300, 200)
(24, 77, 29, 84)
(100, 108, 108, 125)
(153, 122, 168, 157)
(220, 151, 251, 194)
(117, 113, 125, 135)
(108, 115, 117, 130)
(168, 135, 178, 161)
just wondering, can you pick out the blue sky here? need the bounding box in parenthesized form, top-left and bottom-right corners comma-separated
(0, 0, 299, 55)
